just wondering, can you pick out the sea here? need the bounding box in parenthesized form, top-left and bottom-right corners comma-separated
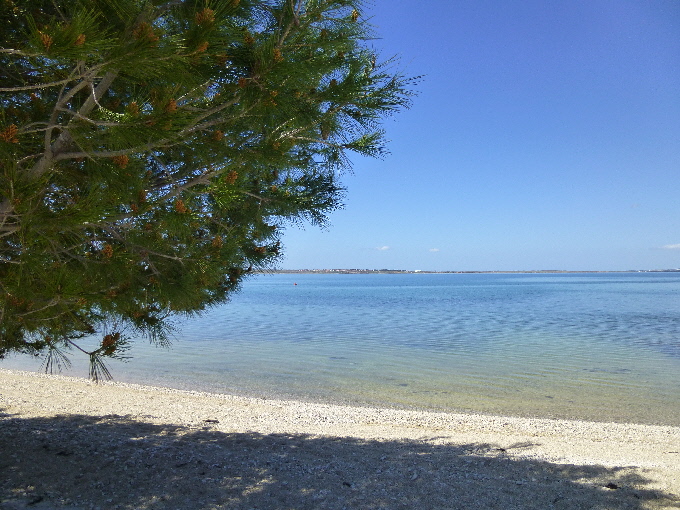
(3, 272, 680, 426)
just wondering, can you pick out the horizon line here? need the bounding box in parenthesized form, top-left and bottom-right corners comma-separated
(264, 268, 680, 274)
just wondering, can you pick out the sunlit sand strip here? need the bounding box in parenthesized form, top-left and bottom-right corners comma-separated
(1, 368, 679, 508)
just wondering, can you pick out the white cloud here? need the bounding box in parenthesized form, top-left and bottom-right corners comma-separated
(429, 248, 440, 252)
(376, 246, 390, 251)
(661, 244, 680, 250)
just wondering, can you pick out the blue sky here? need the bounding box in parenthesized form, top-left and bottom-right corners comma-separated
(281, 0, 680, 272)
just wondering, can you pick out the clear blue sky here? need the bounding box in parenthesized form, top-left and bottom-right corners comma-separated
(281, 0, 680, 272)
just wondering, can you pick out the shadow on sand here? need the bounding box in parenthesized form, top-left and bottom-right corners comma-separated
(0, 412, 677, 510)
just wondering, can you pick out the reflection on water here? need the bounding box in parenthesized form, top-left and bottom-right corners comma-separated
(4, 272, 680, 425)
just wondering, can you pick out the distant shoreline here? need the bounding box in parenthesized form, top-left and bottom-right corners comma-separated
(265, 268, 680, 275)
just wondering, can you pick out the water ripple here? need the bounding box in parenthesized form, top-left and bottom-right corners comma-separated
(4, 273, 679, 425)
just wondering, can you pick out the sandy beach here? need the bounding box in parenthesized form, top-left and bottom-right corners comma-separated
(1, 369, 679, 509)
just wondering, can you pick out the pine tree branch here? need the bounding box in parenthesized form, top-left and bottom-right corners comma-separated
(135, 247, 185, 264)
(49, 110, 124, 127)
(0, 48, 31, 55)
(52, 143, 156, 161)
(40, 64, 106, 167)
(1, 60, 107, 232)
(25, 70, 119, 182)
(52, 66, 112, 125)
(292, 135, 343, 148)
(182, 96, 247, 134)
(50, 0, 68, 22)
(0, 77, 80, 92)
(277, 0, 302, 46)
(15, 298, 61, 317)
(0, 204, 19, 235)
(149, 169, 215, 200)
(65, 338, 94, 357)
(52, 95, 252, 162)
(241, 190, 272, 202)
(96, 223, 187, 264)
(0, 228, 20, 238)
(16, 122, 50, 134)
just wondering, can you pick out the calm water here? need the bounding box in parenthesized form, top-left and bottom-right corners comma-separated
(4, 272, 680, 425)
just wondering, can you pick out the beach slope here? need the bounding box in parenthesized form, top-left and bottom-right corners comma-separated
(1, 369, 678, 509)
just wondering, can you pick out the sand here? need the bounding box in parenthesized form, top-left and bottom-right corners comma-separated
(1, 369, 678, 509)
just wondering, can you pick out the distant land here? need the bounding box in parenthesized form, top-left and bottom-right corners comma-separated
(265, 269, 680, 275)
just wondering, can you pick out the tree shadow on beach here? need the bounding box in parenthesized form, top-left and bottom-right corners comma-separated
(0, 412, 677, 510)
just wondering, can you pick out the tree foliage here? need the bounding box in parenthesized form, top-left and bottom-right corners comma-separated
(0, 0, 415, 379)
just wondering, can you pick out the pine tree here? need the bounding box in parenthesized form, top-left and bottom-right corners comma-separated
(0, 0, 415, 379)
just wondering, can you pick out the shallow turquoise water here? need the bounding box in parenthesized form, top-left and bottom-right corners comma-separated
(5, 272, 680, 425)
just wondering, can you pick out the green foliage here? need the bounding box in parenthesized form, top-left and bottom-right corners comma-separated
(0, 0, 416, 379)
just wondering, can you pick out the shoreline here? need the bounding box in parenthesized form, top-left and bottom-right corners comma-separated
(4, 357, 678, 428)
(1, 369, 679, 509)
